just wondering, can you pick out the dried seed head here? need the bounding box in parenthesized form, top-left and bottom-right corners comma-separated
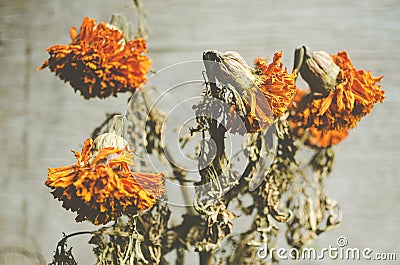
(295, 46, 340, 95)
(203, 50, 257, 92)
(93, 115, 128, 152)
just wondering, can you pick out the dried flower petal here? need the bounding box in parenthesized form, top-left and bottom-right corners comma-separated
(306, 127, 349, 148)
(227, 52, 297, 133)
(254, 52, 297, 119)
(45, 138, 164, 225)
(289, 88, 349, 148)
(38, 17, 151, 99)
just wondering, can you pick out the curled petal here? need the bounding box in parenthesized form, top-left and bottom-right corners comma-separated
(289, 88, 349, 148)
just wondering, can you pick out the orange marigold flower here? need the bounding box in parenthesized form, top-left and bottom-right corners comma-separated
(229, 52, 297, 133)
(203, 50, 296, 134)
(292, 51, 385, 131)
(289, 89, 349, 148)
(45, 138, 164, 225)
(38, 17, 151, 99)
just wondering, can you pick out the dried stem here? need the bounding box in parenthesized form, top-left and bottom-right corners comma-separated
(133, 0, 147, 39)
(141, 90, 195, 215)
(58, 231, 95, 245)
(199, 251, 213, 265)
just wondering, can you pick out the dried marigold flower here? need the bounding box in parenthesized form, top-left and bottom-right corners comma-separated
(38, 17, 151, 99)
(289, 89, 349, 148)
(203, 50, 296, 134)
(45, 138, 164, 225)
(291, 51, 385, 131)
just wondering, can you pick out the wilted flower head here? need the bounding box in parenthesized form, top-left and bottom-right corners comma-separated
(291, 50, 385, 131)
(45, 137, 164, 225)
(203, 50, 296, 133)
(38, 17, 151, 99)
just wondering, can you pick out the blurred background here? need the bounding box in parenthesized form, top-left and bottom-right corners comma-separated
(0, 0, 399, 264)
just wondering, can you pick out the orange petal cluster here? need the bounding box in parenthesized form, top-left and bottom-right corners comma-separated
(306, 127, 349, 148)
(291, 51, 385, 131)
(38, 17, 151, 99)
(45, 138, 164, 225)
(227, 52, 297, 134)
(254, 52, 297, 118)
(289, 89, 349, 148)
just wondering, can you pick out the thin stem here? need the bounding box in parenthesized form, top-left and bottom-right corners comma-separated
(176, 248, 185, 265)
(164, 147, 195, 215)
(142, 90, 195, 215)
(59, 231, 94, 245)
(199, 251, 213, 265)
(133, 0, 147, 39)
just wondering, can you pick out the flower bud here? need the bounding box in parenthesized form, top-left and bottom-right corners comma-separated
(203, 50, 257, 92)
(295, 46, 340, 95)
(93, 115, 128, 151)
